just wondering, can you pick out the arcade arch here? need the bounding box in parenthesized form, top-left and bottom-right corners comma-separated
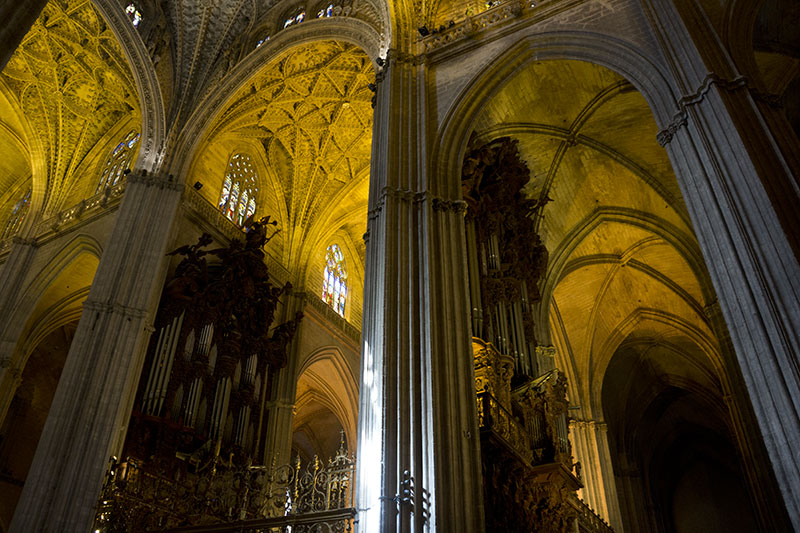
(434, 39, 763, 528)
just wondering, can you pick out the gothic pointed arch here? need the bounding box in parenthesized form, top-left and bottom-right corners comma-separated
(90, 0, 165, 173)
(184, 38, 375, 300)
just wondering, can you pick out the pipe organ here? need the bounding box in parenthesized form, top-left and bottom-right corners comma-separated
(94, 217, 302, 530)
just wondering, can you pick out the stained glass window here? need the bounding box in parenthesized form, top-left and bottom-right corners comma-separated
(218, 153, 258, 227)
(125, 3, 143, 27)
(284, 10, 306, 28)
(256, 36, 270, 48)
(2, 188, 31, 239)
(322, 244, 348, 317)
(318, 4, 333, 17)
(96, 131, 140, 193)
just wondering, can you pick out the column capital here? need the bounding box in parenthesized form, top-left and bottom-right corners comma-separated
(368, 187, 466, 219)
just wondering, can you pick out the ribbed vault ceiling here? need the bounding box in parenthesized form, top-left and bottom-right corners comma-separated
(192, 40, 373, 306)
(471, 59, 718, 420)
(0, 0, 140, 216)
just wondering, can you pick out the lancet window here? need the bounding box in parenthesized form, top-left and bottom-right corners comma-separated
(96, 131, 140, 193)
(125, 3, 143, 27)
(218, 153, 258, 227)
(2, 188, 31, 239)
(322, 244, 348, 317)
(318, 4, 334, 17)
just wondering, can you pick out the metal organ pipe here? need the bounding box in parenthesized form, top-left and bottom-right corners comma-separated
(210, 377, 231, 440)
(142, 312, 184, 415)
(185, 377, 203, 427)
(155, 311, 184, 415)
(141, 327, 165, 413)
(465, 221, 483, 336)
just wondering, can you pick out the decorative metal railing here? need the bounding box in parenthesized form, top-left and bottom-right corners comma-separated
(569, 494, 615, 533)
(422, 0, 526, 52)
(0, 180, 127, 258)
(93, 438, 356, 532)
(476, 391, 533, 463)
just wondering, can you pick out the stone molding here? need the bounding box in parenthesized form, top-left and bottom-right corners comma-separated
(82, 300, 149, 320)
(658, 73, 781, 146)
(368, 186, 467, 219)
(10, 236, 37, 247)
(91, 0, 165, 171)
(569, 418, 608, 431)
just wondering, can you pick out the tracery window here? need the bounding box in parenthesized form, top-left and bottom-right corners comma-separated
(318, 4, 333, 17)
(322, 244, 348, 317)
(96, 131, 140, 193)
(125, 3, 143, 27)
(2, 188, 31, 239)
(218, 153, 258, 227)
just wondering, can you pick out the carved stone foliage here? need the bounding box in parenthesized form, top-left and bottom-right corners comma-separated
(0, 0, 140, 215)
(206, 41, 374, 238)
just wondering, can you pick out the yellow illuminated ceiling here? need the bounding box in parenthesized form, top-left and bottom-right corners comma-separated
(0, 0, 140, 216)
(0, 89, 31, 212)
(193, 40, 374, 291)
(471, 60, 719, 420)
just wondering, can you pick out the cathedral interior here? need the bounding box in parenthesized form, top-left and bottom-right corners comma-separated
(0, 0, 798, 531)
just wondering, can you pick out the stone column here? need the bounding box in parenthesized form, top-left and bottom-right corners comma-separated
(355, 51, 484, 532)
(614, 459, 657, 533)
(9, 172, 183, 532)
(0, 1, 47, 72)
(0, 238, 39, 424)
(569, 419, 623, 531)
(259, 292, 306, 466)
(704, 300, 791, 530)
(643, 1, 800, 525)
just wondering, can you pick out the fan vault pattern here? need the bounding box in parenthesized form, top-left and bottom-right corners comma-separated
(0, 0, 140, 216)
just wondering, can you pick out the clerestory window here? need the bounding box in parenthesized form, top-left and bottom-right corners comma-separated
(218, 153, 258, 227)
(284, 10, 306, 28)
(322, 244, 348, 317)
(2, 188, 31, 239)
(125, 3, 143, 27)
(96, 131, 140, 193)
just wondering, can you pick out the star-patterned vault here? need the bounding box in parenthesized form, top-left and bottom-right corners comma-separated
(193, 40, 374, 278)
(0, 0, 140, 216)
